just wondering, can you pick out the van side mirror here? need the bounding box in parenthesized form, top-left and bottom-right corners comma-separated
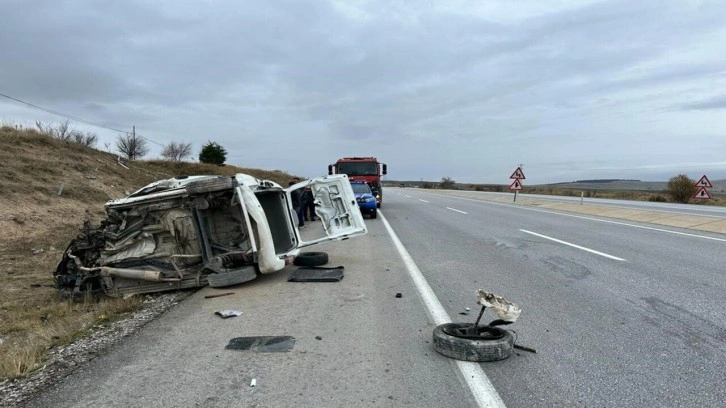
(382, 164, 387, 175)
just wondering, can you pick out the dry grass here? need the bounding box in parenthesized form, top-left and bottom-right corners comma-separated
(0, 126, 297, 379)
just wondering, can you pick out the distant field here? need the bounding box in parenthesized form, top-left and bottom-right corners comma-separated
(384, 178, 726, 204)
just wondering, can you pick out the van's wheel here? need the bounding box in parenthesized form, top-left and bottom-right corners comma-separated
(293, 251, 329, 267)
(186, 177, 233, 195)
(432, 323, 513, 362)
(370, 209, 377, 219)
(377, 203, 381, 208)
(207, 267, 257, 288)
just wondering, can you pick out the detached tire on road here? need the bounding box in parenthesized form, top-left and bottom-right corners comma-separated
(293, 251, 329, 267)
(207, 266, 257, 288)
(433, 323, 514, 362)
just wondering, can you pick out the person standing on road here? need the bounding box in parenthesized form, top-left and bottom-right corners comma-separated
(289, 178, 305, 228)
(304, 186, 316, 221)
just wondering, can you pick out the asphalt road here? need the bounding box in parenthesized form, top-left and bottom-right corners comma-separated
(22, 190, 726, 407)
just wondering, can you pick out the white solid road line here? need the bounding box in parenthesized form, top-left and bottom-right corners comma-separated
(446, 207, 468, 214)
(419, 199, 429, 203)
(380, 211, 507, 408)
(520, 229, 627, 261)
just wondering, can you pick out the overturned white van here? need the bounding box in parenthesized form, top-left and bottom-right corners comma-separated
(54, 173, 366, 298)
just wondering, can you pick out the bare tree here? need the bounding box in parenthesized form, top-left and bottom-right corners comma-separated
(35, 120, 97, 147)
(439, 176, 456, 189)
(116, 133, 149, 160)
(161, 141, 193, 162)
(69, 129, 98, 147)
(35, 120, 71, 140)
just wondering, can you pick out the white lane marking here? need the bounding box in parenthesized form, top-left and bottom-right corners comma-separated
(520, 229, 627, 261)
(380, 211, 506, 408)
(437, 194, 726, 243)
(446, 207, 468, 214)
(419, 199, 429, 203)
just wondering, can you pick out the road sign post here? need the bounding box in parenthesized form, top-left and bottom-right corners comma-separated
(693, 175, 712, 200)
(508, 167, 526, 202)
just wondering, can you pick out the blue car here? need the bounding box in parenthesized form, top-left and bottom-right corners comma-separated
(350, 181, 377, 219)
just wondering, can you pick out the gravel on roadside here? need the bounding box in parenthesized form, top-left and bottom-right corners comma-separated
(0, 291, 194, 408)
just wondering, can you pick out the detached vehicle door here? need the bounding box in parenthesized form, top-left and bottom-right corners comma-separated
(285, 174, 367, 248)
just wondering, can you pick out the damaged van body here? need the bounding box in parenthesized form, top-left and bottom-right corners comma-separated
(54, 173, 366, 298)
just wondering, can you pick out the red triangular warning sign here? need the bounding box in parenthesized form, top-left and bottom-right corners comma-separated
(692, 187, 712, 199)
(508, 179, 523, 191)
(509, 167, 526, 179)
(694, 175, 712, 188)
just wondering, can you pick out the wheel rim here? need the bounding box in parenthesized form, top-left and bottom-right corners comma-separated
(442, 324, 507, 340)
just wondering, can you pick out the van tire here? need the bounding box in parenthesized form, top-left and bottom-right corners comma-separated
(293, 251, 329, 267)
(432, 323, 513, 362)
(186, 177, 233, 195)
(370, 209, 377, 219)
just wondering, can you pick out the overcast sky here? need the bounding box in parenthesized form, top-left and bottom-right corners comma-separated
(2, 0, 725, 184)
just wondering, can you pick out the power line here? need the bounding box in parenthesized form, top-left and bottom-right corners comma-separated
(0, 92, 164, 146)
(0, 92, 130, 134)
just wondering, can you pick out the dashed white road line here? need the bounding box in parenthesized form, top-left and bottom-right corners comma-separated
(419, 199, 429, 203)
(380, 211, 507, 408)
(446, 207, 468, 214)
(520, 229, 627, 261)
(432, 193, 726, 242)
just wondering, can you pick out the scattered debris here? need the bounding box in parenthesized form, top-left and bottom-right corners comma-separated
(458, 312, 469, 315)
(315, 336, 322, 340)
(215, 310, 243, 318)
(204, 292, 235, 299)
(30, 283, 55, 288)
(395, 293, 402, 298)
(250, 378, 257, 387)
(226, 336, 295, 352)
(288, 266, 344, 282)
(117, 156, 129, 169)
(476, 289, 522, 323)
(57, 185, 64, 196)
(32, 248, 44, 255)
(85, 175, 97, 180)
(514, 344, 537, 353)
(465, 307, 471, 311)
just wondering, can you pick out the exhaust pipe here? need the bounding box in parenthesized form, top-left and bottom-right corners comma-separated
(100, 267, 162, 282)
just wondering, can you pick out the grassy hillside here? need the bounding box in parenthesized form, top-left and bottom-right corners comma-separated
(0, 126, 298, 379)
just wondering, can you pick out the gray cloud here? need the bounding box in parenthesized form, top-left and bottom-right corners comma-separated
(1, 0, 725, 184)
(681, 95, 726, 111)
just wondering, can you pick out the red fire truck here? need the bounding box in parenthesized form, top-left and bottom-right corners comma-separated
(328, 157, 387, 208)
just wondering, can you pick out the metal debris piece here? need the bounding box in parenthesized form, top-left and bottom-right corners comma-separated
(288, 266, 344, 282)
(205, 292, 235, 299)
(226, 336, 295, 352)
(395, 293, 402, 298)
(250, 379, 257, 387)
(215, 309, 243, 318)
(476, 289, 521, 323)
